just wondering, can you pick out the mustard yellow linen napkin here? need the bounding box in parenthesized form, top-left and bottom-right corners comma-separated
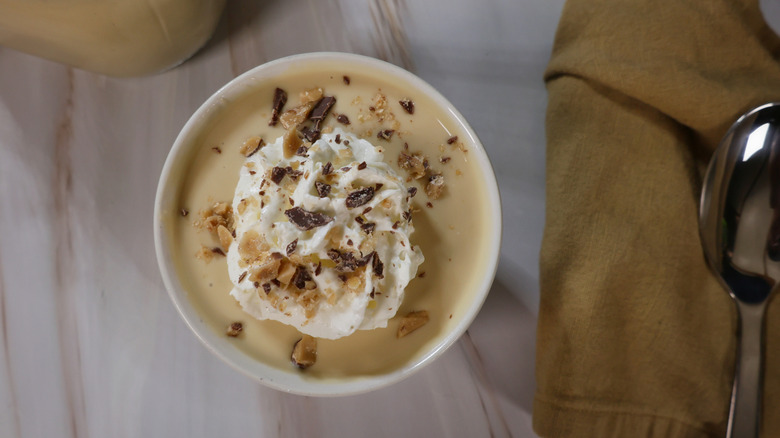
(536, 0, 780, 437)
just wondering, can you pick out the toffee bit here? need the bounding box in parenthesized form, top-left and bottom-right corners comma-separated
(322, 161, 334, 175)
(426, 173, 445, 200)
(335, 134, 342, 144)
(238, 271, 248, 283)
(284, 207, 334, 230)
(295, 145, 309, 157)
(408, 186, 418, 197)
(309, 96, 336, 128)
(286, 238, 299, 256)
(315, 261, 322, 276)
(337, 114, 350, 125)
(226, 322, 243, 337)
(399, 99, 415, 114)
(357, 161, 367, 170)
(361, 222, 376, 234)
(447, 135, 459, 144)
(345, 187, 375, 209)
(180, 208, 189, 217)
(369, 106, 376, 112)
(262, 283, 272, 294)
(315, 181, 331, 198)
(291, 335, 317, 369)
(397, 311, 429, 338)
(300, 126, 321, 143)
(271, 166, 287, 184)
(269, 87, 288, 127)
(377, 129, 395, 141)
(343, 75, 351, 85)
(291, 265, 313, 290)
(211, 247, 226, 256)
(212, 146, 222, 154)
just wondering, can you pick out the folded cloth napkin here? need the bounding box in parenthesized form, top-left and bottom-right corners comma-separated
(536, 0, 780, 437)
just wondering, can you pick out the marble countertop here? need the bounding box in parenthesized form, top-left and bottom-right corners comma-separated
(0, 1, 563, 436)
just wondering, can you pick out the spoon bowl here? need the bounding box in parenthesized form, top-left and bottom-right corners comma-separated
(700, 102, 780, 437)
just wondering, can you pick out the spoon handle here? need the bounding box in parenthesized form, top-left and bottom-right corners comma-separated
(727, 300, 766, 438)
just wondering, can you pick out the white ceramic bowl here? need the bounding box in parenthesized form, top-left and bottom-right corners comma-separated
(154, 52, 502, 396)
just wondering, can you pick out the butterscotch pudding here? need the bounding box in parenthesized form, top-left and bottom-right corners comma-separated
(156, 54, 500, 390)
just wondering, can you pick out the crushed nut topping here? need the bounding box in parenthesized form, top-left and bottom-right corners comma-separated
(377, 129, 395, 141)
(397, 310, 429, 338)
(240, 136, 265, 157)
(217, 225, 233, 252)
(397, 151, 426, 179)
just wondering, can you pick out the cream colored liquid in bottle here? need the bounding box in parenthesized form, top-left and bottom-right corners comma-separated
(0, 0, 225, 77)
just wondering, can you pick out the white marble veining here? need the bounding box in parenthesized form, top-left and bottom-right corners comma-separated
(0, 0, 563, 436)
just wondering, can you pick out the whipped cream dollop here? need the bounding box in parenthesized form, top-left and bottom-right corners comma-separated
(226, 129, 424, 339)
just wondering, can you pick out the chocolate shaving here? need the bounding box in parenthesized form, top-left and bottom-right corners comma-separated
(375, 183, 383, 191)
(246, 139, 265, 158)
(253, 281, 260, 288)
(341, 166, 351, 172)
(286, 239, 298, 256)
(392, 221, 399, 230)
(357, 161, 367, 170)
(372, 254, 384, 278)
(289, 197, 295, 206)
(315, 181, 331, 198)
(362, 207, 373, 215)
(440, 156, 451, 163)
(370, 288, 375, 299)
(284, 207, 333, 230)
(403, 210, 412, 222)
(271, 279, 281, 287)
(180, 208, 189, 217)
(335, 134, 342, 144)
(309, 96, 336, 128)
(249, 170, 256, 175)
(211, 247, 226, 256)
(300, 126, 321, 143)
(212, 146, 222, 154)
(292, 265, 313, 290)
(447, 135, 459, 144)
(337, 114, 350, 125)
(271, 166, 287, 184)
(377, 129, 395, 141)
(238, 271, 247, 283)
(343, 75, 351, 85)
(426, 202, 433, 208)
(315, 261, 322, 276)
(358, 251, 375, 267)
(327, 249, 341, 262)
(296, 146, 309, 157)
(399, 99, 415, 114)
(408, 187, 418, 197)
(355, 216, 365, 224)
(361, 222, 376, 235)
(269, 88, 288, 127)
(262, 283, 271, 294)
(322, 162, 333, 175)
(347, 239, 353, 246)
(345, 187, 375, 209)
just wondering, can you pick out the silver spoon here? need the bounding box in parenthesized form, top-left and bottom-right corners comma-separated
(700, 102, 780, 438)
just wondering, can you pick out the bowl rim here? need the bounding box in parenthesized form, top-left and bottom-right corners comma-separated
(153, 51, 503, 396)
